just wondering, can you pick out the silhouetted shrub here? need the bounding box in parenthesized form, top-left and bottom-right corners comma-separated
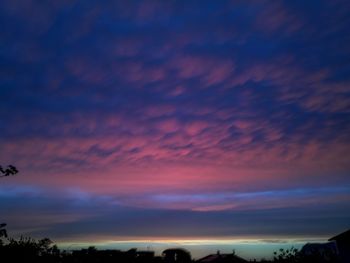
(273, 247, 340, 263)
(0, 236, 61, 263)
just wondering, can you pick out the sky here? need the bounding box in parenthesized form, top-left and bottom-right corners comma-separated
(1, 0, 350, 260)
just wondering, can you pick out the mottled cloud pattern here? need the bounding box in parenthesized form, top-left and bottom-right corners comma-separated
(0, 0, 350, 241)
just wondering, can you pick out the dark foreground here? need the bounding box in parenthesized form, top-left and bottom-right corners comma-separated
(0, 236, 343, 263)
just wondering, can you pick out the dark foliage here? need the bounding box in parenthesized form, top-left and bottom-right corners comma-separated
(0, 165, 18, 177)
(272, 247, 340, 263)
(0, 236, 60, 263)
(1, 165, 19, 240)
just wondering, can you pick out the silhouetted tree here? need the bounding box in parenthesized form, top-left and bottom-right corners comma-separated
(0, 223, 8, 238)
(1, 165, 19, 240)
(273, 248, 300, 262)
(1, 236, 61, 263)
(0, 165, 18, 178)
(273, 247, 340, 263)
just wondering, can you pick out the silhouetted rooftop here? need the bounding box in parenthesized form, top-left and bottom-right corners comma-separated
(329, 229, 350, 242)
(197, 253, 247, 263)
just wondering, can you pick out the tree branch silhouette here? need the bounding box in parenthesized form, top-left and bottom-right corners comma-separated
(0, 165, 18, 178)
(1, 165, 19, 239)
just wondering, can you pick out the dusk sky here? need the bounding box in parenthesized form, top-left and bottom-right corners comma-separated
(1, 0, 350, 259)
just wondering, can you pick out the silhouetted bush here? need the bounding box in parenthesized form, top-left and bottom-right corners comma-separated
(272, 247, 340, 263)
(0, 236, 60, 263)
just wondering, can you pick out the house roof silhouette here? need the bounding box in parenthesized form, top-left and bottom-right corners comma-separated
(197, 253, 247, 263)
(328, 229, 350, 242)
(328, 229, 350, 263)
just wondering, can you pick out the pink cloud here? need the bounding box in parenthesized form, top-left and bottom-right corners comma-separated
(2, 132, 349, 215)
(142, 105, 176, 118)
(168, 86, 186, 97)
(171, 55, 235, 86)
(255, 1, 303, 35)
(184, 121, 210, 136)
(156, 118, 180, 133)
(113, 61, 167, 86)
(227, 56, 349, 114)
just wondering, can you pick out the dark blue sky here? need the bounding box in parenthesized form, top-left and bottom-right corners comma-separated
(1, 0, 350, 258)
